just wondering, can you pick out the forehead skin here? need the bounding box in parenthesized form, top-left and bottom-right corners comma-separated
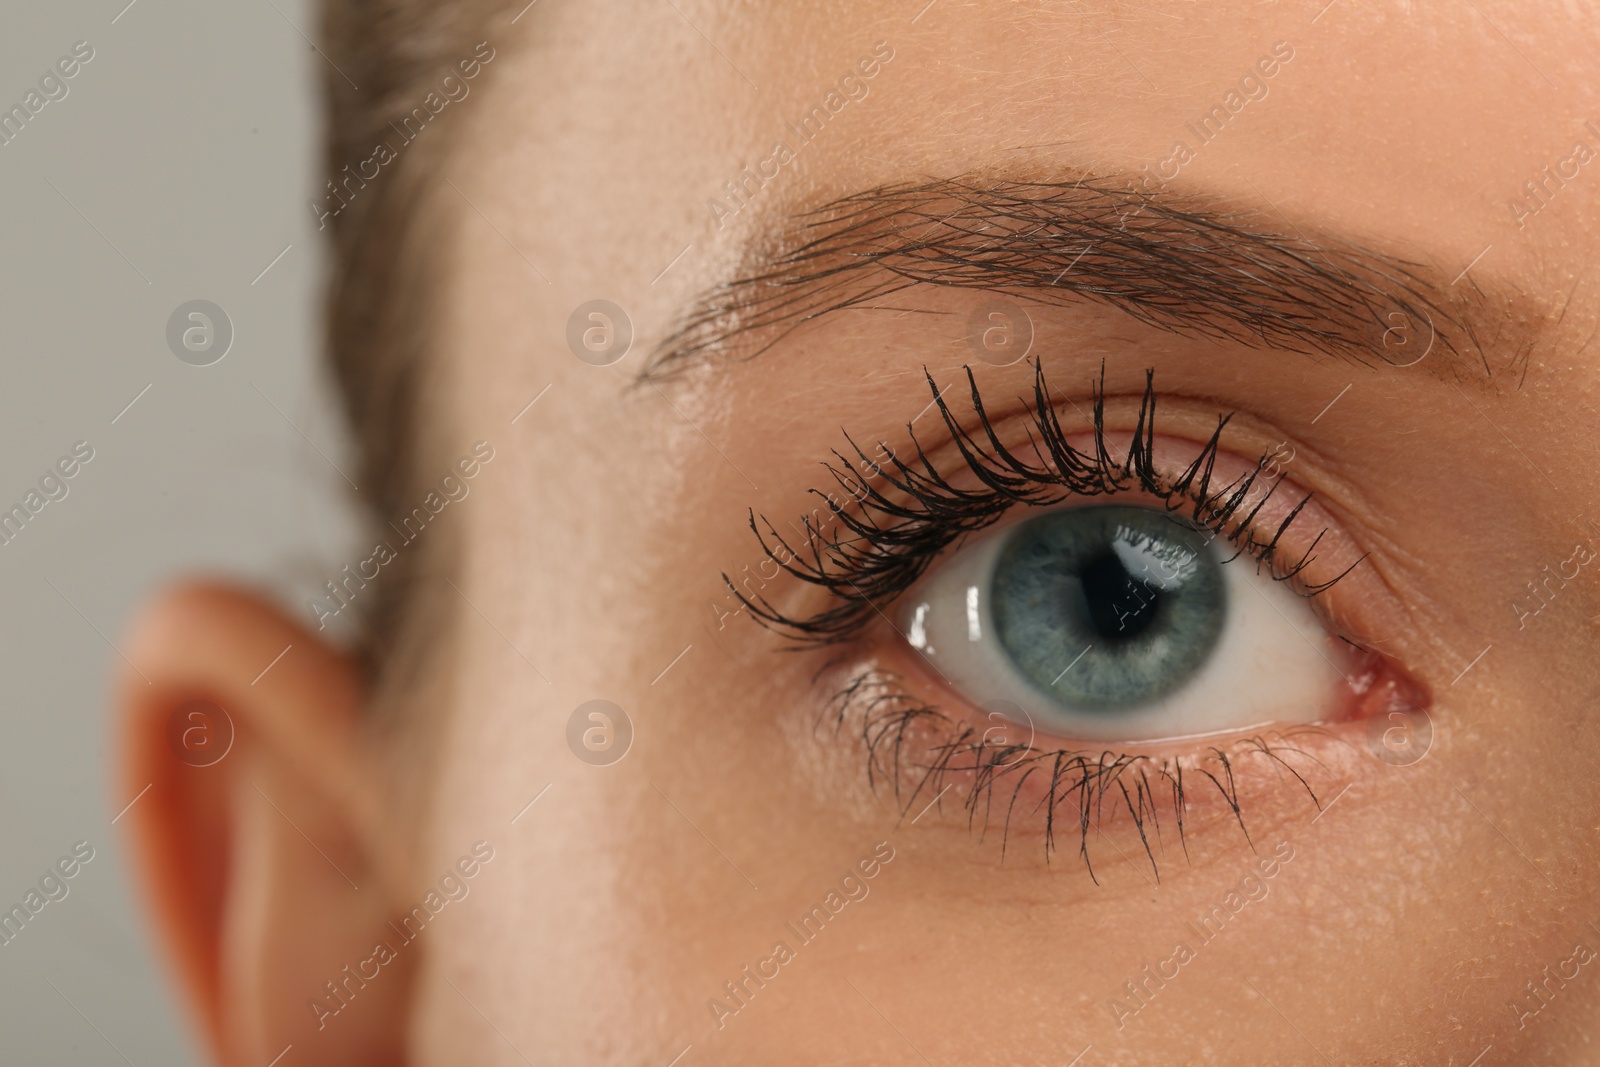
(411, 2, 1600, 1064)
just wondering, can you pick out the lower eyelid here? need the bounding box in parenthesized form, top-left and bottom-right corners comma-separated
(819, 656, 1421, 875)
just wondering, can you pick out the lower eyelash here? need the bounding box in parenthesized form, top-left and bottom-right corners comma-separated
(729, 360, 1363, 645)
(825, 663, 1341, 881)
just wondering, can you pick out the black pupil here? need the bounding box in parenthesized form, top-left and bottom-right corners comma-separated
(1078, 552, 1160, 640)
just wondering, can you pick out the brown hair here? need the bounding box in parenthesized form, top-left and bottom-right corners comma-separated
(318, 1, 516, 679)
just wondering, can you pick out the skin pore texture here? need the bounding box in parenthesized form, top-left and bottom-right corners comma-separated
(117, 1, 1600, 1065)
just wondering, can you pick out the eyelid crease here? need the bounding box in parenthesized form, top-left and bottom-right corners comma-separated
(725, 360, 1365, 646)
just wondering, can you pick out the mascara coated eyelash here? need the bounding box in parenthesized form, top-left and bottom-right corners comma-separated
(728, 360, 1359, 645)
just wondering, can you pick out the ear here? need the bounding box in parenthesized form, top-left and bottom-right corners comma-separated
(116, 582, 410, 1067)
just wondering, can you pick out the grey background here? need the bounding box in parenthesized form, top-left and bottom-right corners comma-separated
(0, 1, 352, 1061)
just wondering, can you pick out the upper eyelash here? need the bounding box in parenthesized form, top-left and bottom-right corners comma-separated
(727, 359, 1363, 644)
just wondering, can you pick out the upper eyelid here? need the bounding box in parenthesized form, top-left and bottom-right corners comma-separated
(728, 361, 1363, 645)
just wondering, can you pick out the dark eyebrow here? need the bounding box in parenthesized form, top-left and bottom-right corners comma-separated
(640, 176, 1511, 384)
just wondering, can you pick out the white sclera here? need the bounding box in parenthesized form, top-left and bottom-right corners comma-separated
(900, 513, 1341, 743)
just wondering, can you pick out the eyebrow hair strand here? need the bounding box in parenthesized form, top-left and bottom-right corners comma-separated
(642, 176, 1493, 383)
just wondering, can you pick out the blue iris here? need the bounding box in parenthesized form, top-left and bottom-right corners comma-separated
(989, 506, 1227, 711)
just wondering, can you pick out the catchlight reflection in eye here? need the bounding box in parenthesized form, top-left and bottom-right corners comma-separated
(900, 505, 1342, 743)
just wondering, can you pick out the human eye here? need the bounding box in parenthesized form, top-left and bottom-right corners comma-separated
(901, 501, 1340, 743)
(730, 361, 1424, 870)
